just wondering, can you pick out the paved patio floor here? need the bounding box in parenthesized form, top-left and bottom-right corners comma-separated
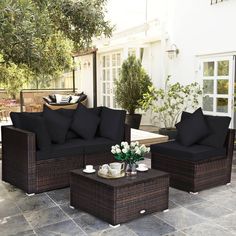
(0, 154, 236, 236)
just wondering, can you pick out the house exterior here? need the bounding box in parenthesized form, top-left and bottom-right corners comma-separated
(75, 0, 236, 128)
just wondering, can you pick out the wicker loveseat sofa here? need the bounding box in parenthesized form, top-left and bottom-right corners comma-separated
(2, 104, 130, 194)
(151, 108, 235, 193)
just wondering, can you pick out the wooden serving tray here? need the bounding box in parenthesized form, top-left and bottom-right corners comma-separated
(97, 171, 125, 179)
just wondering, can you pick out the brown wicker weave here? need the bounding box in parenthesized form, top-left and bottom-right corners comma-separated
(151, 129, 235, 193)
(1, 124, 130, 194)
(70, 168, 169, 225)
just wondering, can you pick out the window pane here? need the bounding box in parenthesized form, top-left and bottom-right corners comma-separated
(217, 98, 228, 113)
(102, 70, 106, 81)
(117, 54, 121, 66)
(218, 60, 229, 76)
(112, 54, 116, 67)
(103, 96, 106, 106)
(106, 69, 110, 81)
(107, 83, 110, 94)
(112, 68, 116, 81)
(203, 62, 214, 76)
(203, 80, 214, 94)
(102, 83, 106, 94)
(217, 80, 228, 94)
(203, 96, 213, 112)
(102, 56, 105, 67)
(106, 56, 110, 67)
(113, 96, 116, 108)
(107, 96, 110, 107)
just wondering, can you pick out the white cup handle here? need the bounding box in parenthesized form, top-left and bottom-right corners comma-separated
(121, 162, 125, 171)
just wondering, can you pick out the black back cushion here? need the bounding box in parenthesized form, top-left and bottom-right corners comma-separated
(10, 112, 42, 128)
(19, 113, 51, 151)
(175, 108, 210, 146)
(181, 111, 231, 148)
(43, 106, 71, 144)
(99, 107, 126, 142)
(70, 104, 100, 140)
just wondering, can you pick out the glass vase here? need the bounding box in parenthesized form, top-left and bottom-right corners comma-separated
(125, 162, 137, 176)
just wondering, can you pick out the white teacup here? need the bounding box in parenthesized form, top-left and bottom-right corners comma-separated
(99, 164, 109, 175)
(109, 162, 125, 171)
(85, 165, 94, 171)
(138, 163, 147, 170)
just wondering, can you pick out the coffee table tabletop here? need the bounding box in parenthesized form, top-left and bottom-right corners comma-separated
(71, 167, 168, 187)
(70, 167, 169, 226)
(131, 128, 168, 146)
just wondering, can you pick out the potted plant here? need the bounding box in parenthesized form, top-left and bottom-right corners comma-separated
(114, 55, 152, 129)
(111, 141, 150, 176)
(140, 76, 202, 139)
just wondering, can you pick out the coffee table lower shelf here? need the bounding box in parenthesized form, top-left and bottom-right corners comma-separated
(70, 168, 169, 226)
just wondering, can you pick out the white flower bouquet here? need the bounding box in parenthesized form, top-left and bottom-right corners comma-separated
(111, 141, 150, 164)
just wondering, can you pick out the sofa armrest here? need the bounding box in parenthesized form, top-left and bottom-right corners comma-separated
(124, 124, 131, 143)
(225, 129, 235, 157)
(2, 125, 36, 193)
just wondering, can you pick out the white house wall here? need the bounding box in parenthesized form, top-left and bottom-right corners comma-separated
(76, 55, 94, 107)
(165, 0, 236, 85)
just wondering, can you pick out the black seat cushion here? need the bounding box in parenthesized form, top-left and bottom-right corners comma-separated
(82, 137, 116, 154)
(181, 111, 231, 148)
(151, 141, 226, 162)
(43, 106, 71, 144)
(99, 107, 126, 142)
(19, 113, 51, 151)
(70, 104, 100, 140)
(176, 108, 210, 146)
(36, 137, 115, 160)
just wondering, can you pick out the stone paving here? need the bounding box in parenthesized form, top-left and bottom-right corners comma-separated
(0, 153, 236, 236)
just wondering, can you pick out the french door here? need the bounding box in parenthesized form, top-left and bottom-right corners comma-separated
(100, 52, 121, 108)
(200, 56, 235, 125)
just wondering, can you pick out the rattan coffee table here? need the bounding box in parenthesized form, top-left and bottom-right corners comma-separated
(70, 168, 169, 226)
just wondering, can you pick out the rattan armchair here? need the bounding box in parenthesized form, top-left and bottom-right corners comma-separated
(151, 129, 235, 193)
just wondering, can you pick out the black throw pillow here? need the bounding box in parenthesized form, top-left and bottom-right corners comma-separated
(70, 104, 100, 140)
(99, 107, 126, 142)
(19, 113, 51, 151)
(43, 104, 77, 140)
(175, 108, 210, 146)
(181, 111, 231, 148)
(43, 106, 71, 144)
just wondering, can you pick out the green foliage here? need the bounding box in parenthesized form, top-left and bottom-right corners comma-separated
(115, 55, 152, 114)
(140, 76, 202, 128)
(111, 142, 149, 164)
(0, 0, 113, 94)
(0, 62, 33, 98)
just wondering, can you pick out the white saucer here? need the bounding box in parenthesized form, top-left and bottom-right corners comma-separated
(83, 169, 96, 174)
(136, 167, 148, 172)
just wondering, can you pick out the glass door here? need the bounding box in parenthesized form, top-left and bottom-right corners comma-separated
(101, 52, 121, 108)
(201, 56, 235, 123)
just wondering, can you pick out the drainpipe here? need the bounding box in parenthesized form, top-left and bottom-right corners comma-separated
(72, 56, 76, 93)
(93, 50, 97, 107)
